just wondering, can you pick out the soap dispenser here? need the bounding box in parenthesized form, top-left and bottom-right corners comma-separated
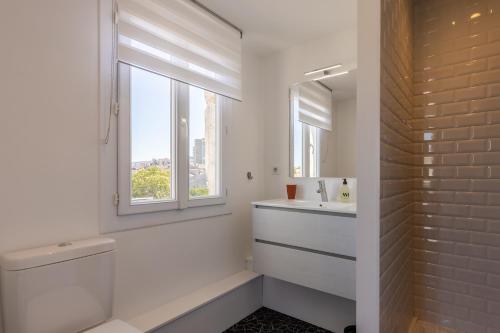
(339, 178, 351, 203)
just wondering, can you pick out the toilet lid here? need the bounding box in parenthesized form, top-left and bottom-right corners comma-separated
(84, 320, 143, 333)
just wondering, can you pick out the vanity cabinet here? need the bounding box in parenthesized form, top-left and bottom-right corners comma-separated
(252, 203, 356, 300)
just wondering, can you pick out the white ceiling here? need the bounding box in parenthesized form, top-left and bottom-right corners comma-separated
(321, 69, 357, 101)
(198, 0, 357, 55)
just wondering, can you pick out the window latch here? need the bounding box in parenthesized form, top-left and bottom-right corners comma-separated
(113, 192, 119, 206)
(113, 102, 120, 116)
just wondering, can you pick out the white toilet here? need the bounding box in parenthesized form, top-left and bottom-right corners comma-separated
(0, 238, 142, 333)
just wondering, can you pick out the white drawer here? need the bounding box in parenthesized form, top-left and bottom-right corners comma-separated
(252, 206, 356, 257)
(253, 241, 356, 300)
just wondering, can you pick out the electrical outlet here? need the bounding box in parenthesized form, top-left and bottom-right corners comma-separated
(272, 166, 280, 175)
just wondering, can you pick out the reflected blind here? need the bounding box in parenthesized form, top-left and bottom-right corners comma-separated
(297, 82, 333, 131)
(116, 0, 242, 100)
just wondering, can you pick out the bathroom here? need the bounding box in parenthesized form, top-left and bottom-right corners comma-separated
(0, 0, 499, 332)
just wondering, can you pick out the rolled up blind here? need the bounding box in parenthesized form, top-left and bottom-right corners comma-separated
(297, 82, 333, 131)
(116, 0, 242, 101)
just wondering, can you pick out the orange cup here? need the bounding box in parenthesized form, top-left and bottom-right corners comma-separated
(286, 184, 297, 199)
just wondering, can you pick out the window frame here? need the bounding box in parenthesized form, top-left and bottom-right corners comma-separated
(185, 87, 226, 208)
(117, 63, 227, 216)
(303, 123, 321, 178)
(290, 87, 322, 178)
(99, 1, 231, 233)
(117, 64, 179, 215)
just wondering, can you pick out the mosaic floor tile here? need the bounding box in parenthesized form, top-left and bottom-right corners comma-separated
(224, 307, 333, 333)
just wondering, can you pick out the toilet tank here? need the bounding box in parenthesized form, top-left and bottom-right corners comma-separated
(0, 238, 116, 333)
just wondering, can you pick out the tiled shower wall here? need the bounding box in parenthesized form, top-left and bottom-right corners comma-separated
(380, 0, 415, 332)
(412, 0, 500, 331)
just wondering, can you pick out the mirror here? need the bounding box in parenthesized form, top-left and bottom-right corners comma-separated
(290, 68, 356, 178)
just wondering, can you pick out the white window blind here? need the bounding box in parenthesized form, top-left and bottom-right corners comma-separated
(296, 81, 333, 131)
(116, 0, 242, 101)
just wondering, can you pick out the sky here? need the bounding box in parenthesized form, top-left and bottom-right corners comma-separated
(130, 67, 206, 162)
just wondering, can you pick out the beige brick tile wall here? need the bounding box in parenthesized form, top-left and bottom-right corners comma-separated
(411, 0, 500, 331)
(380, 0, 415, 332)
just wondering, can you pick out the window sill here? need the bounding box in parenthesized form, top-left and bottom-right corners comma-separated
(100, 203, 231, 234)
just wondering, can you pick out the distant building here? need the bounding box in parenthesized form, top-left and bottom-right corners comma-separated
(189, 168, 207, 189)
(193, 138, 205, 165)
(132, 157, 171, 171)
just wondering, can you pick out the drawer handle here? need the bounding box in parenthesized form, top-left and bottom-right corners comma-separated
(255, 239, 356, 261)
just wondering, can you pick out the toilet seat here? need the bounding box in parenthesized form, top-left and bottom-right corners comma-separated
(84, 320, 143, 333)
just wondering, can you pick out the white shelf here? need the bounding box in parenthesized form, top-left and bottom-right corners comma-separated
(129, 270, 261, 332)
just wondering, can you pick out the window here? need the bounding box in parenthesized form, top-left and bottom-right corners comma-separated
(293, 114, 304, 177)
(306, 124, 320, 177)
(290, 81, 332, 178)
(118, 64, 225, 215)
(99, 0, 240, 228)
(188, 86, 220, 199)
(293, 118, 321, 178)
(130, 66, 174, 204)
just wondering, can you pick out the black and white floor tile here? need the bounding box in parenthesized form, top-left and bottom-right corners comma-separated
(223, 307, 333, 333)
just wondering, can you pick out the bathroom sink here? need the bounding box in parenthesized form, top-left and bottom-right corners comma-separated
(252, 199, 356, 215)
(252, 199, 357, 299)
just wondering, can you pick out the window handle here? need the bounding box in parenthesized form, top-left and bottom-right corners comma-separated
(181, 117, 189, 133)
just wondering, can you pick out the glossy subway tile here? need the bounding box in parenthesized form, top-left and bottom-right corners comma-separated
(384, 0, 500, 331)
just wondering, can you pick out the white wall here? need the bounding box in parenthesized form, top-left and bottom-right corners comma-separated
(260, 30, 357, 200)
(335, 98, 357, 177)
(319, 98, 357, 178)
(0, 0, 100, 256)
(0, 0, 265, 329)
(319, 118, 338, 178)
(356, 0, 381, 331)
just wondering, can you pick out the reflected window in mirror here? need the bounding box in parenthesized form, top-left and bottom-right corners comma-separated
(289, 69, 357, 178)
(293, 118, 321, 178)
(290, 81, 332, 178)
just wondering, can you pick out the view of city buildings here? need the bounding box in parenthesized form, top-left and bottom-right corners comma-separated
(193, 138, 206, 165)
(130, 85, 217, 201)
(190, 138, 208, 190)
(130, 154, 208, 193)
(131, 158, 171, 171)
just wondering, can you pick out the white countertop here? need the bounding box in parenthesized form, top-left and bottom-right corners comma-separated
(252, 199, 357, 215)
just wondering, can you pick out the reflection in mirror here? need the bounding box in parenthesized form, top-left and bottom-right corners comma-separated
(290, 69, 356, 178)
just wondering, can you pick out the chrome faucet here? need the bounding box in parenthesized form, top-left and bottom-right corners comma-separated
(317, 180, 328, 202)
